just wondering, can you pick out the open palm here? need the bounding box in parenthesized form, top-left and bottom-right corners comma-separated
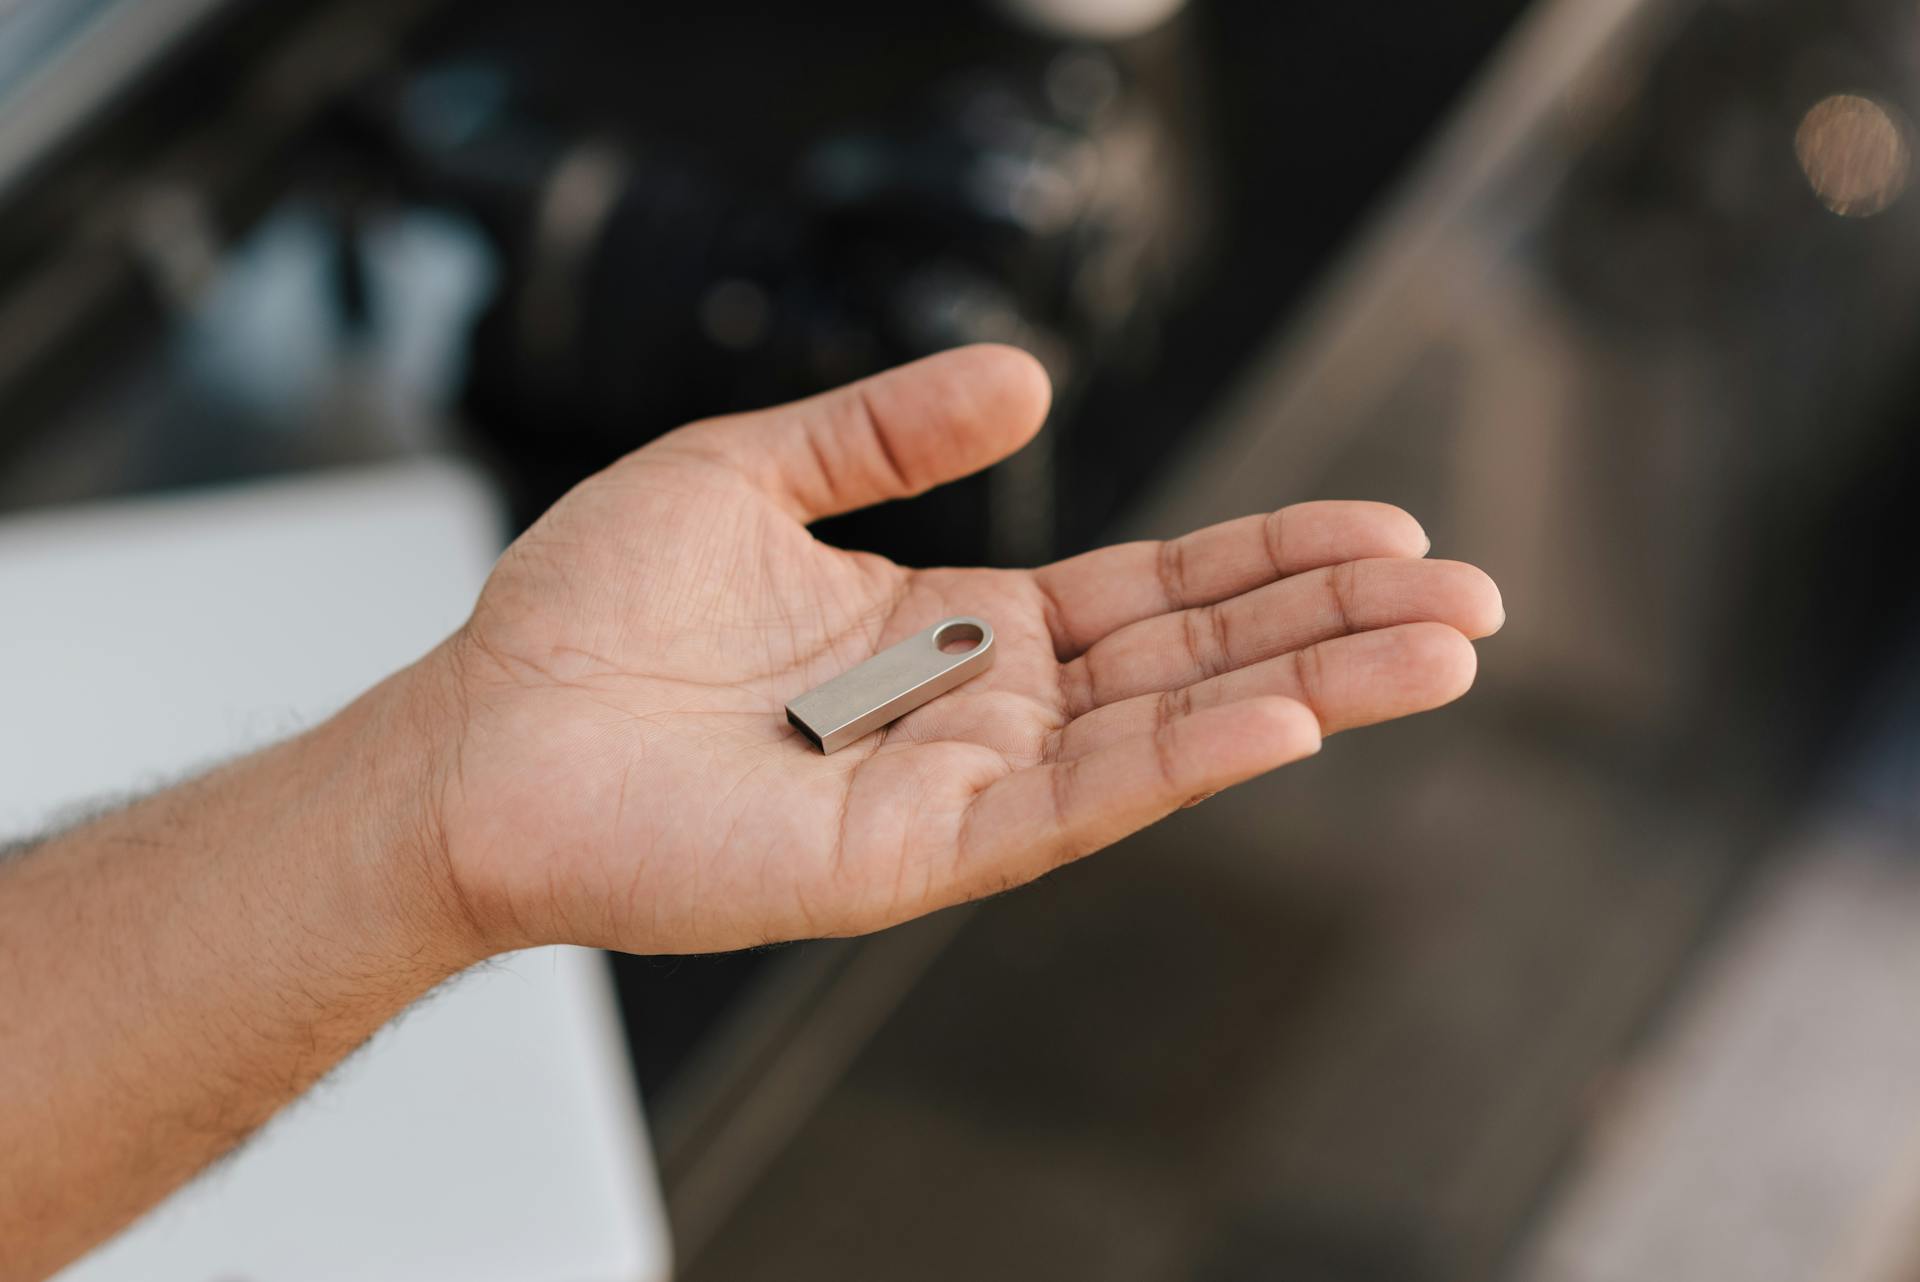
(431, 346, 1502, 955)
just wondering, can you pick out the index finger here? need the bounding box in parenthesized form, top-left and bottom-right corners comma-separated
(1031, 501, 1429, 659)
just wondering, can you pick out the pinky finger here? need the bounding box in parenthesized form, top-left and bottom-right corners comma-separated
(953, 696, 1321, 900)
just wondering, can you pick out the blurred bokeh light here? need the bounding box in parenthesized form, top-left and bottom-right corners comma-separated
(1795, 92, 1911, 217)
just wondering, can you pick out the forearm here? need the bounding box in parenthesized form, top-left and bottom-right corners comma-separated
(0, 662, 480, 1281)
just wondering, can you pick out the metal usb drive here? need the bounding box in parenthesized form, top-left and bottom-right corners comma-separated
(785, 616, 995, 753)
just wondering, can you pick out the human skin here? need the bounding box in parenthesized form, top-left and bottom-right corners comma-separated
(0, 345, 1501, 1279)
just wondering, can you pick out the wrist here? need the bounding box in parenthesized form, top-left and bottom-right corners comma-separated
(303, 651, 496, 977)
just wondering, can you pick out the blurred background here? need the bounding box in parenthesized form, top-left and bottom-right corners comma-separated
(6, 0, 1920, 1277)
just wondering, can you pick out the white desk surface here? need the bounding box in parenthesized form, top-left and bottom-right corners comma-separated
(0, 461, 672, 1282)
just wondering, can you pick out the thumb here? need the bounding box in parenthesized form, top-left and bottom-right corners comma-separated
(664, 344, 1052, 523)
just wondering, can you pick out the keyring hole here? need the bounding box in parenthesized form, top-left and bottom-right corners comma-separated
(935, 621, 985, 655)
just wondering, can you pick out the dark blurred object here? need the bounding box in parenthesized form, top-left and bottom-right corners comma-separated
(0, 0, 433, 471)
(357, 35, 1200, 564)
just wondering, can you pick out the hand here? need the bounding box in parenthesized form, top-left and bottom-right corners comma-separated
(424, 345, 1502, 956)
(0, 343, 1501, 1275)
